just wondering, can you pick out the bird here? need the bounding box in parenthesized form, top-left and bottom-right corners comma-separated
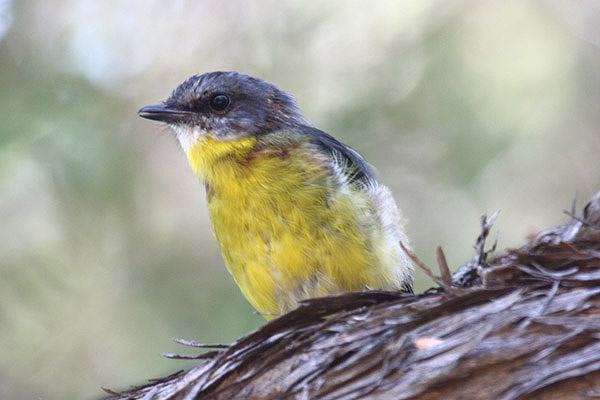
(138, 71, 413, 319)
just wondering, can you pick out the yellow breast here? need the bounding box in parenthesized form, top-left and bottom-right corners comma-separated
(186, 135, 401, 317)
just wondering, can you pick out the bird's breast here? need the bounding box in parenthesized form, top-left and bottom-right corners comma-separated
(186, 136, 382, 315)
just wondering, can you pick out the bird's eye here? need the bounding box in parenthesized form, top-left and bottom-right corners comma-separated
(209, 94, 230, 112)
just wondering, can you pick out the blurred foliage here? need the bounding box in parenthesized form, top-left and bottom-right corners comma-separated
(1, 0, 599, 398)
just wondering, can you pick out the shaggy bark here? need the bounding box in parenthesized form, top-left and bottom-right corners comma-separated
(103, 191, 600, 400)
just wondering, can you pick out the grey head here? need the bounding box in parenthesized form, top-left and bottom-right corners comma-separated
(138, 71, 309, 140)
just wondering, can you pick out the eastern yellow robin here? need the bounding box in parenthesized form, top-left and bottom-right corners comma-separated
(138, 71, 413, 318)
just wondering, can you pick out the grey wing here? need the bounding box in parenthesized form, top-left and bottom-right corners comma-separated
(304, 127, 376, 187)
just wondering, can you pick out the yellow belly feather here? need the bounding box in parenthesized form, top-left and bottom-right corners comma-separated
(187, 135, 393, 316)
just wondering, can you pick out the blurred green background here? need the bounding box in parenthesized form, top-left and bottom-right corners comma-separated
(1, 0, 599, 398)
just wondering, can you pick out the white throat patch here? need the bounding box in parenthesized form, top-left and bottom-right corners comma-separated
(171, 124, 206, 154)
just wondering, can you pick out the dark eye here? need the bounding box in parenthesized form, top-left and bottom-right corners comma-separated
(209, 94, 230, 112)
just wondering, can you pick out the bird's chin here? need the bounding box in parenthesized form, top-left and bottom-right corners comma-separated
(171, 125, 207, 154)
(172, 122, 256, 153)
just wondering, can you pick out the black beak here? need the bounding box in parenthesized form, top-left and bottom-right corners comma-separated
(137, 104, 192, 123)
